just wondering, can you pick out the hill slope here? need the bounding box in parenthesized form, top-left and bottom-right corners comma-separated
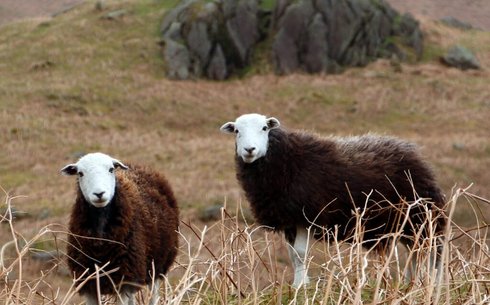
(0, 0, 489, 227)
(0, 0, 490, 303)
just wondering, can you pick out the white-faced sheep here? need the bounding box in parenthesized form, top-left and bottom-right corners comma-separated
(61, 152, 179, 305)
(221, 113, 446, 287)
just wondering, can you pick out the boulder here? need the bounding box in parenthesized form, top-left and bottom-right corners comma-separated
(441, 45, 481, 70)
(271, 0, 315, 74)
(0, 206, 29, 221)
(225, 0, 260, 64)
(198, 205, 223, 222)
(163, 39, 191, 80)
(272, 0, 424, 74)
(207, 44, 227, 80)
(160, 0, 197, 34)
(161, 0, 265, 80)
(186, 21, 212, 65)
(440, 16, 476, 31)
(101, 9, 127, 20)
(303, 13, 329, 73)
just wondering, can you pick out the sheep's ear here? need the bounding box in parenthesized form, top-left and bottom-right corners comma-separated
(220, 122, 236, 134)
(113, 159, 129, 170)
(61, 164, 78, 176)
(266, 117, 280, 129)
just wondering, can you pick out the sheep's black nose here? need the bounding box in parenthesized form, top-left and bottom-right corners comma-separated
(245, 147, 256, 154)
(93, 192, 105, 199)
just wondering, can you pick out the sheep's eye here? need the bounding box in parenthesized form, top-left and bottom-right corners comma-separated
(235, 129, 239, 134)
(262, 126, 267, 131)
(109, 168, 114, 173)
(78, 172, 84, 177)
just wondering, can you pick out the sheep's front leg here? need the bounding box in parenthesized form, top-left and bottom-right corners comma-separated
(285, 227, 311, 288)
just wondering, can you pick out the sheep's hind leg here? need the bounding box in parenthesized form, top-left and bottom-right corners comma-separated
(116, 290, 136, 305)
(403, 237, 444, 283)
(83, 294, 98, 305)
(149, 278, 161, 305)
(431, 236, 444, 283)
(286, 226, 311, 288)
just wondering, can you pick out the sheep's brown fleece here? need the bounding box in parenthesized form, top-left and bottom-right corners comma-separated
(67, 164, 179, 296)
(236, 129, 446, 248)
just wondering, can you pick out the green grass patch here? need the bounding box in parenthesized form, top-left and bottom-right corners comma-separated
(0, 171, 33, 190)
(133, 0, 176, 15)
(30, 239, 58, 252)
(422, 42, 445, 62)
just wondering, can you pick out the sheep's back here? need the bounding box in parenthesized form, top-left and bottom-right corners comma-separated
(236, 130, 445, 244)
(334, 134, 443, 203)
(331, 134, 445, 242)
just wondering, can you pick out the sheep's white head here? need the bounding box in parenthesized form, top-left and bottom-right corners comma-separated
(220, 113, 280, 163)
(61, 152, 128, 208)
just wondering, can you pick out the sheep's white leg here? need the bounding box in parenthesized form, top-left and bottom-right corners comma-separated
(117, 291, 135, 305)
(287, 227, 311, 288)
(127, 293, 136, 305)
(149, 279, 161, 305)
(404, 253, 417, 282)
(404, 239, 443, 283)
(84, 294, 98, 305)
(430, 238, 444, 283)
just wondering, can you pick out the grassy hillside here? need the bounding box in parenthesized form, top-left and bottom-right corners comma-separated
(1, 0, 490, 304)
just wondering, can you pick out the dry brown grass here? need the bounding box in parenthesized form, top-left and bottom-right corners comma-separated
(0, 0, 490, 303)
(3, 187, 490, 304)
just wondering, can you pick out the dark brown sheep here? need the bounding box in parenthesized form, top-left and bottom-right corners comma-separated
(61, 153, 179, 305)
(221, 113, 446, 287)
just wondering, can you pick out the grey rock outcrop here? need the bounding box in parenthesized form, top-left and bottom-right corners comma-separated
(161, 0, 265, 80)
(162, 0, 425, 79)
(441, 45, 481, 70)
(272, 0, 424, 74)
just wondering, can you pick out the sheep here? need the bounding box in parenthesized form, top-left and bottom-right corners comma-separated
(61, 152, 179, 305)
(220, 113, 446, 287)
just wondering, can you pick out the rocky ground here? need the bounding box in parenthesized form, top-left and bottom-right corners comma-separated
(1, 0, 489, 30)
